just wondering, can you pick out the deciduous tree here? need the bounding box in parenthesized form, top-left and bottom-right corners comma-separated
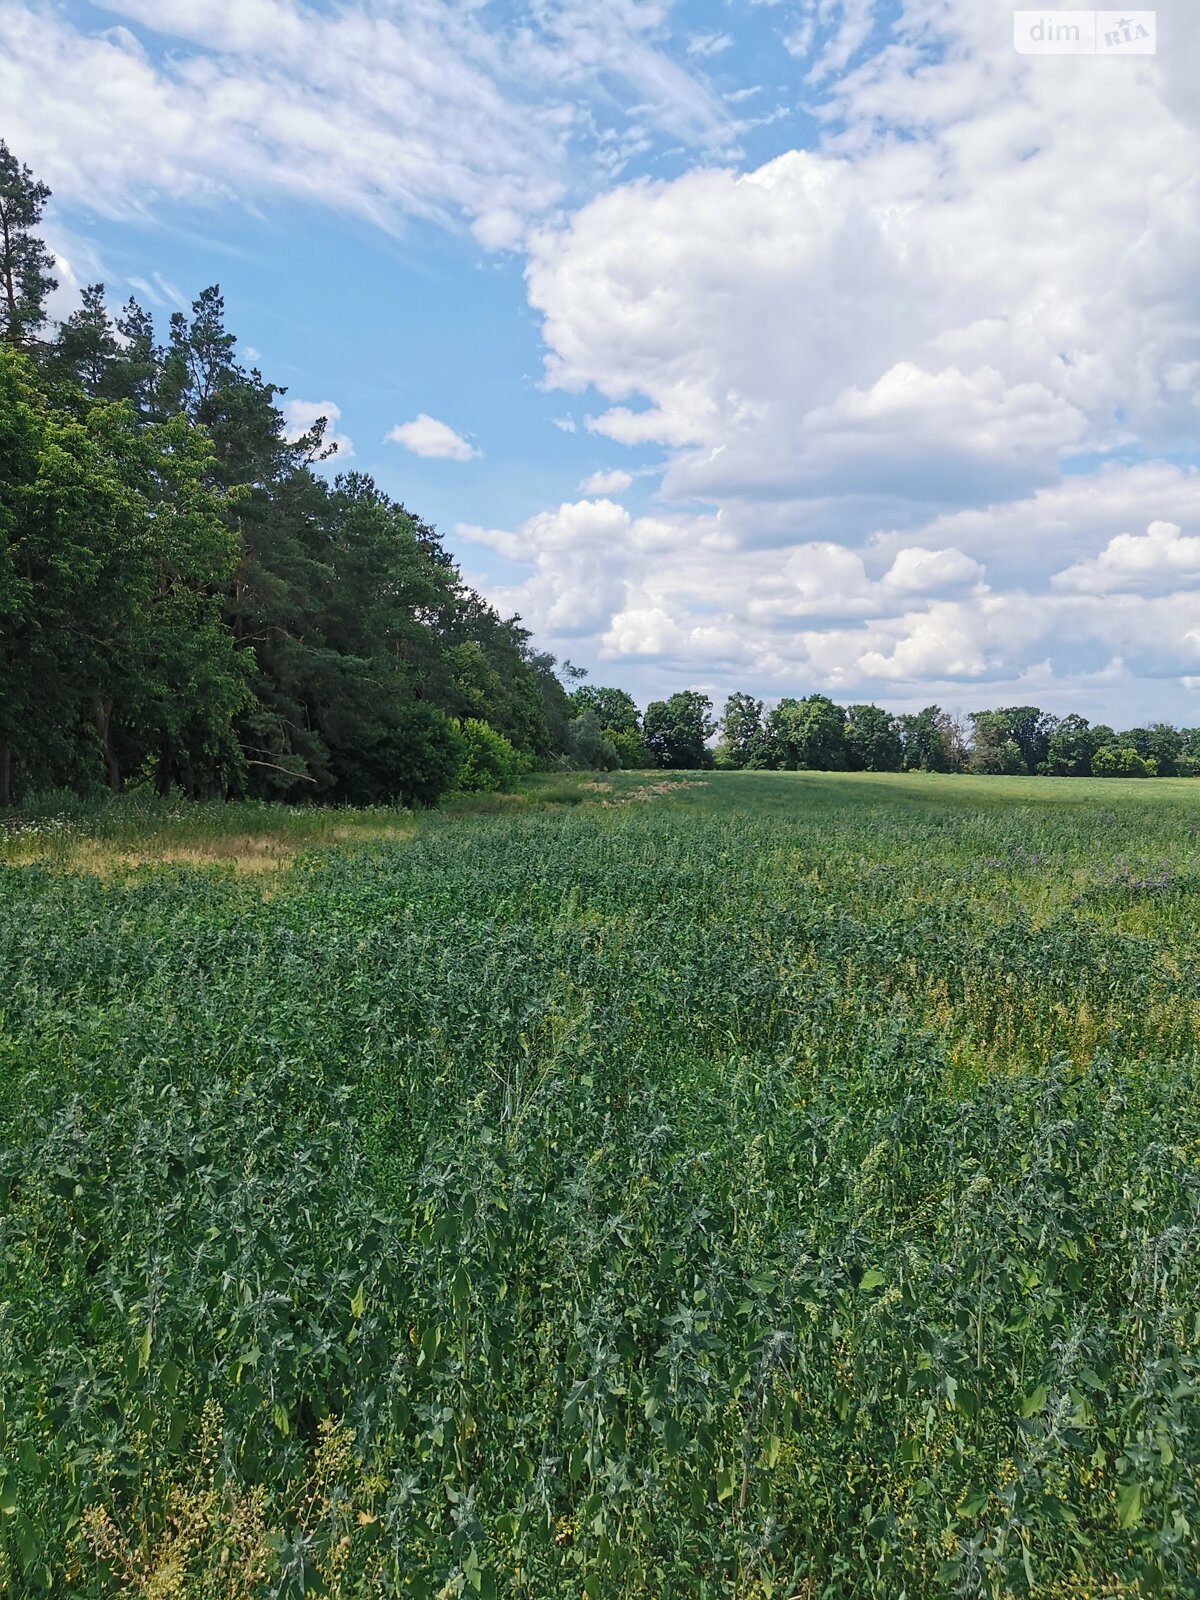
(643, 691, 716, 769)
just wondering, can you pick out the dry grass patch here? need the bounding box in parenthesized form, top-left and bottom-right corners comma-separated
(2, 820, 417, 877)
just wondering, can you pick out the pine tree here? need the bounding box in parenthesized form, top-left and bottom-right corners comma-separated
(47, 284, 123, 399)
(0, 141, 57, 349)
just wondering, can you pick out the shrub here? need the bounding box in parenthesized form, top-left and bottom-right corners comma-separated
(454, 718, 525, 792)
(344, 704, 464, 807)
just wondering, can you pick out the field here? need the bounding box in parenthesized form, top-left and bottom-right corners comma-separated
(2, 771, 1199, 1598)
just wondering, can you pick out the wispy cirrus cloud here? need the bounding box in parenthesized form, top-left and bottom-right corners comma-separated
(0, 0, 732, 248)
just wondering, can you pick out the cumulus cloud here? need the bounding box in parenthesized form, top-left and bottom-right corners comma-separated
(580, 468, 634, 495)
(387, 415, 479, 461)
(527, 3, 1200, 514)
(464, 477, 1200, 718)
(503, 0, 1200, 715)
(1053, 521, 1200, 594)
(867, 464, 1200, 586)
(881, 546, 985, 593)
(458, 498, 639, 634)
(797, 363, 1088, 498)
(282, 399, 354, 461)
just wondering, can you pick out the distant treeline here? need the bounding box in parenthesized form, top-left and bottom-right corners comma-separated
(574, 688, 1200, 778)
(1, 140, 583, 808)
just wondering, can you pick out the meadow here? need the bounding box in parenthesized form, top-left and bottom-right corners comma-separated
(2, 771, 1199, 1598)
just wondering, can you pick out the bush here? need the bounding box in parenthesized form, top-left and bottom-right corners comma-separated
(455, 718, 525, 792)
(565, 712, 619, 772)
(343, 704, 464, 808)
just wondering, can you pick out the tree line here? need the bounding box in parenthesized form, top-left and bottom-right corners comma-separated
(572, 688, 1200, 778)
(0, 140, 586, 808)
(4, 138, 1196, 807)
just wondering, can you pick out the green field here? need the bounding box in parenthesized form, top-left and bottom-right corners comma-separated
(3, 772, 1200, 1598)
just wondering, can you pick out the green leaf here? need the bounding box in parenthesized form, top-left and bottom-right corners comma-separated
(1116, 1481, 1144, 1529)
(136, 1324, 152, 1372)
(859, 1268, 886, 1293)
(960, 1485, 988, 1518)
(451, 1265, 470, 1315)
(15, 1513, 39, 1570)
(463, 1547, 482, 1593)
(350, 1282, 366, 1320)
(1018, 1384, 1047, 1418)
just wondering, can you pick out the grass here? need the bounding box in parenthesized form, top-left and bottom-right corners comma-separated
(0, 793, 419, 873)
(2, 772, 1200, 1597)
(0, 772, 714, 872)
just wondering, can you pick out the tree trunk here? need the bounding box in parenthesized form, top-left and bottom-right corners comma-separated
(0, 742, 11, 808)
(155, 734, 174, 798)
(0, 205, 23, 347)
(93, 698, 120, 796)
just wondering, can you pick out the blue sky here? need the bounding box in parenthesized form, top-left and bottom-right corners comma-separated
(5, 0, 1200, 722)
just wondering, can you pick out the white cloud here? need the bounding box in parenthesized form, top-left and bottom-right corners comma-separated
(463, 466, 1200, 721)
(687, 31, 733, 58)
(387, 414, 479, 461)
(1053, 520, 1200, 594)
(804, 0, 878, 84)
(603, 606, 687, 658)
(15, 0, 1200, 721)
(127, 273, 187, 311)
(868, 464, 1200, 584)
(527, 7, 1200, 515)
(458, 498, 637, 634)
(784, 19, 817, 60)
(45, 248, 87, 324)
(502, 0, 1200, 717)
(586, 406, 706, 448)
(798, 362, 1087, 493)
(282, 398, 355, 461)
(581, 468, 634, 495)
(0, 0, 732, 246)
(882, 546, 985, 593)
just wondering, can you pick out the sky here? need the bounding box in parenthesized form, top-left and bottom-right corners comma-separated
(4, 0, 1200, 723)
